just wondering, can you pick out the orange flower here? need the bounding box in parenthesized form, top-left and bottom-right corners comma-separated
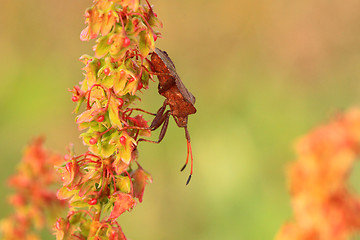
(277, 109, 360, 240)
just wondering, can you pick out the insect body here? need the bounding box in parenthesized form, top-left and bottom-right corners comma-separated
(139, 48, 197, 184)
(151, 48, 196, 125)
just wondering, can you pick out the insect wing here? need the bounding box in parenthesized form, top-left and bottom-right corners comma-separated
(154, 48, 176, 72)
(154, 48, 196, 105)
(173, 74, 196, 105)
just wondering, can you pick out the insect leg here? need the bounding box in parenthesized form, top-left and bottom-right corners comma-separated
(123, 108, 156, 117)
(138, 110, 171, 144)
(149, 100, 168, 130)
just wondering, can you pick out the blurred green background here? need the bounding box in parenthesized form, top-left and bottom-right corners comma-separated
(1, 0, 360, 239)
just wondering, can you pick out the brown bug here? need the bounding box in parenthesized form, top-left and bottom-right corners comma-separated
(139, 48, 197, 184)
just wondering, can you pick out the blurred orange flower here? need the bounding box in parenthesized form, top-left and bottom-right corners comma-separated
(277, 108, 360, 240)
(0, 138, 65, 240)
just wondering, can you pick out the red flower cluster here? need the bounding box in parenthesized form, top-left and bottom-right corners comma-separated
(55, 0, 161, 239)
(0, 138, 65, 240)
(276, 109, 360, 240)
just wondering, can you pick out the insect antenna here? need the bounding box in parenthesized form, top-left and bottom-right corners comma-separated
(181, 127, 193, 185)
